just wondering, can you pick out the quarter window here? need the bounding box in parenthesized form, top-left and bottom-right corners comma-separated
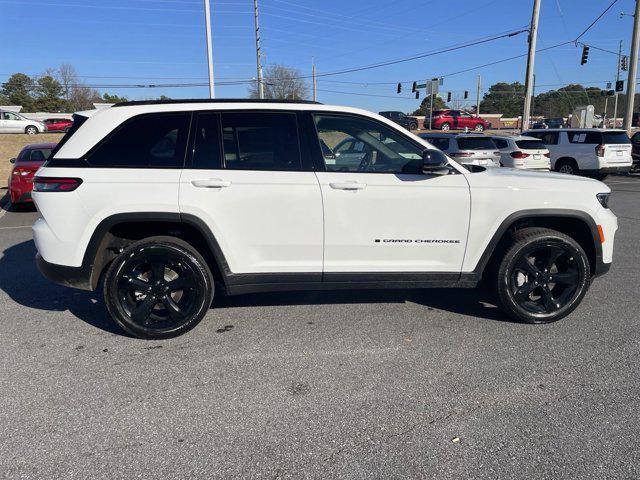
(88, 113, 190, 168)
(313, 114, 424, 174)
(220, 112, 301, 171)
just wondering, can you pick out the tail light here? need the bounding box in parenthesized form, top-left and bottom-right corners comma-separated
(595, 144, 605, 156)
(12, 168, 34, 176)
(543, 152, 550, 158)
(33, 177, 83, 192)
(510, 151, 530, 159)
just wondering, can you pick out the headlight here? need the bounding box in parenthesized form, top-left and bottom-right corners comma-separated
(596, 193, 610, 208)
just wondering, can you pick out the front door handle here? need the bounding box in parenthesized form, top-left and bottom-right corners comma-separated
(329, 181, 367, 191)
(191, 178, 232, 188)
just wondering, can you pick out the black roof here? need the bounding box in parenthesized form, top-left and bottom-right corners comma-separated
(113, 98, 322, 107)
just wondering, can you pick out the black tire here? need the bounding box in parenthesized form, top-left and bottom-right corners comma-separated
(440, 122, 451, 131)
(25, 125, 38, 135)
(103, 236, 214, 339)
(474, 123, 485, 132)
(410, 122, 418, 131)
(493, 227, 590, 324)
(555, 158, 579, 176)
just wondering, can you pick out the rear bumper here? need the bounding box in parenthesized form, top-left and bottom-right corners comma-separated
(583, 166, 630, 174)
(36, 253, 93, 291)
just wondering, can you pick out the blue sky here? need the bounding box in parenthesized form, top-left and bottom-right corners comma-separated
(0, 0, 636, 111)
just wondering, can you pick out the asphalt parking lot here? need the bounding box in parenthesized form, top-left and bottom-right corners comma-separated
(1, 177, 639, 479)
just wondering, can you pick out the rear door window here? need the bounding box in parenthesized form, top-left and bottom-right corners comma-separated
(221, 112, 301, 171)
(88, 113, 190, 168)
(568, 131, 602, 144)
(456, 137, 496, 150)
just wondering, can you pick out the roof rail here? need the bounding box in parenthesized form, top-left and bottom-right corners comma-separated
(112, 98, 322, 107)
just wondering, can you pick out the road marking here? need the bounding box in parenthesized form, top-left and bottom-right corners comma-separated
(0, 225, 31, 231)
(0, 196, 9, 221)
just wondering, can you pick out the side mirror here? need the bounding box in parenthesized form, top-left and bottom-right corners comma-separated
(422, 149, 449, 174)
(9, 158, 16, 164)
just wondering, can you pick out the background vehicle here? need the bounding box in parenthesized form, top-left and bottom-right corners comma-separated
(630, 131, 640, 173)
(32, 100, 615, 339)
(531, 117, 565, 129)
(378, 111, 418, 130)
(0, 110, 46, 134)
(424, 109, 489, 132)
(44, 118, 73, 132)
(491, 135, 550, 170)
(7, 142, 56, 205)
(524, 128, 631, 179)
(419, 132, 500, 167)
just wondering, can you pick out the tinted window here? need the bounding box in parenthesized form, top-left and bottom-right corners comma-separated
(568, 131, 602, 144)
(515, 140, 545, 150)
(456, 137, 496, 150)
(428, 137, 450, 151)
(531, 132, 559, 145)
(314, 114, 423, 174)
(89, 113, 190, 168)
(221, 112, 301, 171)
(191, 112, 222, 169)
(493, 138, 509, 149)
(602, 131, 630, 144)
(28, 149, 52, 161)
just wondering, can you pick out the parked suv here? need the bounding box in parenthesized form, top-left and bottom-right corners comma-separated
(379, 111, 418, 130)
(33, 100, 616, 339)
(425, 109, 489, 132)
(524, 128, 632, 179)
(491, 135, 550, 171)
(419, 133, 500, 167)
(0, 110, 46, 134)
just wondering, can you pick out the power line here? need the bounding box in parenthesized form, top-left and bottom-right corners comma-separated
(574, 0, 619, 41)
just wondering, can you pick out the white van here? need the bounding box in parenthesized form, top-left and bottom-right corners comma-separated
(0, 110, 46, 134)
(524, 128, 631, 179)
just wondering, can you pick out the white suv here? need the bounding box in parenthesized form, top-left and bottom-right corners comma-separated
(523, 128, 632, 179)
(491, 135, 550, 171)
(32, 100, 617, 339)
(0, 110, 46, 134)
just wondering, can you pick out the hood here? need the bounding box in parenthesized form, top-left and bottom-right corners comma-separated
(466, 166, 610, 194)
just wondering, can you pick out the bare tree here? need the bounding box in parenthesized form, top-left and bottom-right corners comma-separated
(249, 64, 309, 100)
(58, 63, 78, 102)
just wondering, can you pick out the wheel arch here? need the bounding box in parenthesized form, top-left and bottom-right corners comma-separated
(473, 209, 603, 281)
(82, 212, 231, 291)
(555, 156, 578, 170)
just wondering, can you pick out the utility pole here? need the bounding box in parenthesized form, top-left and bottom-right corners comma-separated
(429, 90, 434, 130)
(613, 40, 623, 127)
(522, 0, 541, 131)
(476, 74, 481, 116)
(624, 0, 640, 133)
(203, 0, 215, 98)
(312, 60, 317, 102)
(253, 0, 264, 99)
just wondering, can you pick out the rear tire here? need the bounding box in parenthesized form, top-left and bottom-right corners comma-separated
(493, 227, 590, 324)
(440, 122, 451, 131)
(555, 158, 579, 175)
(474, 123, 485, 132)
(103, 236, 214, 339)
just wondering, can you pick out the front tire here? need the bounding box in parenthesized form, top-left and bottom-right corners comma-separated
(25, 126, 38, 135)
(494, 228, 590, 324)
(474, 123, 485, 132)
(103, 236, 214, 339)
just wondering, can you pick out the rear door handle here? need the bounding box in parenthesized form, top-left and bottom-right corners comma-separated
(329, 181, 366, 191)
(191, 178, 231, 188)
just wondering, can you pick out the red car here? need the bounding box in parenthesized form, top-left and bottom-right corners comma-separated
(8, 142, 56, 205)
(424, 109, 490, 132)
(44, 118, 73, 132)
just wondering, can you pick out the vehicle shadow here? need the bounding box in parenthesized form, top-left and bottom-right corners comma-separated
(0, 190, 37, 213)
(0, 239, 127, 335)
(0, 240, 514, 338)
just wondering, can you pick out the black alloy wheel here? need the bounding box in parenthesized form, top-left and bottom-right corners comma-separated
(104, 236, 213, 339)
(496, 228, 590, 323)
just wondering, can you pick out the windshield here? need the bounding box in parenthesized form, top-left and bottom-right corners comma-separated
(602, 131, 630, 144)
(515, 140, 546, 150)
(456, 137, 496, 150)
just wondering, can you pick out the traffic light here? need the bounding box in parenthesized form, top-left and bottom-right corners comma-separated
(397, 83, 402, 94)
(580, 45, 590, 65)
(411, 81, 417, 93)
(616, 80, 624, 92)
(464, 91, 469, 99)
(607, 90, 615, 96)
(621, 56, 628, 71)
(447, 92, 452, 102)
(415, 91, 420, 99)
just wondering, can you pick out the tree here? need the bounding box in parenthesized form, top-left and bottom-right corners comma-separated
(58, 63, 78, 102)
(248, 64, 309, 100)
(102, 93, 129, 103)
(68, 87, 102, 111)
(411, 95, 447, 116)
(479, 82, 525, 117)
(1, 73, 35, 110)
(34, 75, 65, 112)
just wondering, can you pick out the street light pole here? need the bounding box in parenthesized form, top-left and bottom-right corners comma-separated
(613, 40, 623, 127)
(203, 0, 215, 98)
(476, 75, 481, 117)
(522, 0, 541, 131)
(624, 0, 640, 133)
